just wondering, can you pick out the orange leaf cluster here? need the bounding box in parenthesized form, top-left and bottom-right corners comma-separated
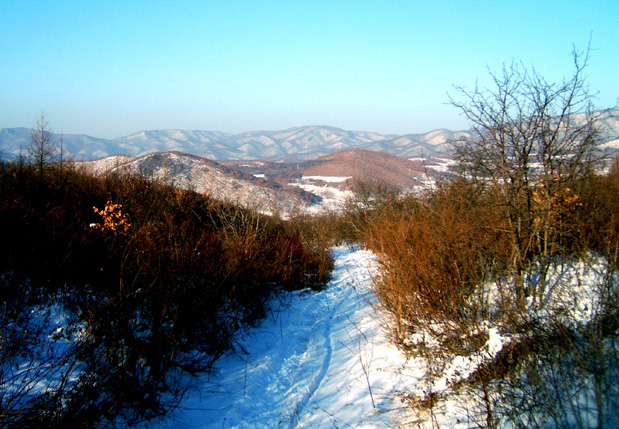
(92, 201, 131, 235)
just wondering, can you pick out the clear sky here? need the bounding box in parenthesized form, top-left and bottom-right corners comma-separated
(1, 0, 618, 138)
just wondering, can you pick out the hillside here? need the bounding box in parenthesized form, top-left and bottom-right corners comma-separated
(81, 148, 441, 216)
(229, 149, 445, 188)
(3, 119, 619, 427)
(81, 151, 319, 214)
(80, 147, 447, 217)
(0, 163, 333, 427)
(299, 148, 427, 187)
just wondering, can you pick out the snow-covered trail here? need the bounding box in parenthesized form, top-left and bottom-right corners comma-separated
(149, 246, 418, 428)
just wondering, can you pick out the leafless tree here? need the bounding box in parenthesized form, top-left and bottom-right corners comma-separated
(449, 45, 604, 308)
(27, 112, 57, 176)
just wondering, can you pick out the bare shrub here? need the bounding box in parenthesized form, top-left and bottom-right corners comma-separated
(361, 179, 509, 353)
(0, 161, 333, 426)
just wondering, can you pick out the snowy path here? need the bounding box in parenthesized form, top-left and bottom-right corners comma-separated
(148, 246, 419, 428)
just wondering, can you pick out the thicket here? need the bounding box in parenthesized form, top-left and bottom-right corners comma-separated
(347, 157, 619, 427)
(357, 166, 618, 329)
(0, 162, 332, 427)
(347, 48, 619, 427)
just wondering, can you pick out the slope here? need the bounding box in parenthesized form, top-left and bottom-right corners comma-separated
(145, 246, 419, 428)
(299, 148, 428, 188)
(82, 151, 319, 214)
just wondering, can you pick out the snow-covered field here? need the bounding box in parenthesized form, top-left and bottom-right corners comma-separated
(145, 246, 420, 428)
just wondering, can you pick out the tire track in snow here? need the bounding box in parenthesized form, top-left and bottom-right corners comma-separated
(289, 284, 346, 428)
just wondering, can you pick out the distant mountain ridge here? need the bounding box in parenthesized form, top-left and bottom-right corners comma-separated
(2, 110, 618, 162)
(0, 125, 465, 162)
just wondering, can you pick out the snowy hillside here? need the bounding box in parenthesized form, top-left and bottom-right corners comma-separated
(81, 151, 319, 215)
(139, 244, 619, 428)
(144, 246, 418, 428)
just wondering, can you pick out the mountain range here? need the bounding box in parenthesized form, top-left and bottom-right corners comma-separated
(0, 125, 469, 162)
(2, 110, 618, 163)
(78, 148, 436, 215)
(3, 112, 618, 215)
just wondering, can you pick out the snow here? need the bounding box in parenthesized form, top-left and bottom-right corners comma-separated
(429, 326, 508, 393)
(601, 138, 619, 149)
(2, 300, 85, 411)
(406, 157, 457, 174)
(425, 158, 457, 173)
(145, 245, 420, 428)
(393, 253, 619, 428)
(476, 254, 614, 327)
(8, 246, 616, 427)
(301, 176, 352, 183)
(293, 183, 353, 215)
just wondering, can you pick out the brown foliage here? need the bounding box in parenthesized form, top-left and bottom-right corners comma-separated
(350, 163, 619, 425)
(576, 157, 619, 266)
(357, 179, 509, 344)
(353, 166, 619, 348)
(0, 161, 333, 426)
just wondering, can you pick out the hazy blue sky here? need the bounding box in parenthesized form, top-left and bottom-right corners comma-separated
(1, 1, 618, 138)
